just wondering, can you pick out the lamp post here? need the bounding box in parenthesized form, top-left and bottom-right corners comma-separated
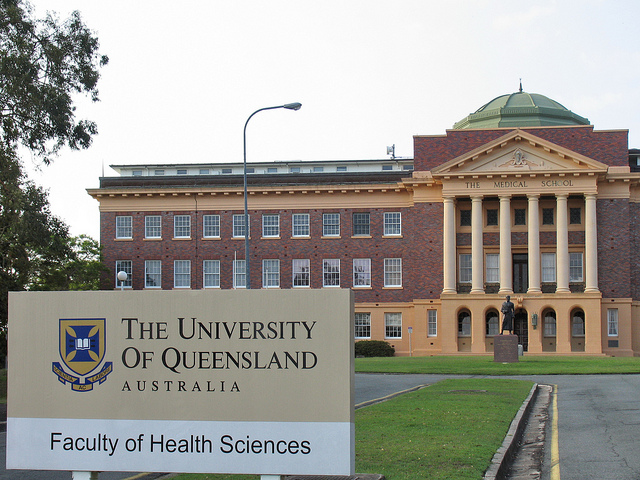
(243, 102, 302, 289)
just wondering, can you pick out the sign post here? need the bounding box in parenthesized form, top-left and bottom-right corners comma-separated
(8, 289, 355, 477)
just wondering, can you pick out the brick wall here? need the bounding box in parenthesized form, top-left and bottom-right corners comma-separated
(597, 198, 631, 298)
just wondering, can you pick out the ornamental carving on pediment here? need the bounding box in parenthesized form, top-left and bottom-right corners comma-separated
(498, 148, 544, 169)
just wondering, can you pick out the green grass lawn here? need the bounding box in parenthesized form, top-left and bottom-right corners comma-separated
(355, 354, 640, 375)
(171, 378, 533, 480)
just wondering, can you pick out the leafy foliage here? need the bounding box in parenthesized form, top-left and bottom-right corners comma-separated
(355, 340, 396, 357)
(0, 0, 108, 164)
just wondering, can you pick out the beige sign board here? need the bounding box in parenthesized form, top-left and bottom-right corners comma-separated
(7, 289, 354, 476)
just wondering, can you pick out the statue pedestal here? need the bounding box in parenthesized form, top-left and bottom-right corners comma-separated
(494, 334, 519, 363)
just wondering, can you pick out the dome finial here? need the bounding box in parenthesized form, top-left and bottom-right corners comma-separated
(519, 78, 523, 93)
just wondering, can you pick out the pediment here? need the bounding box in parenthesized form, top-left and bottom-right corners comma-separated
(432, 129, 608, 177)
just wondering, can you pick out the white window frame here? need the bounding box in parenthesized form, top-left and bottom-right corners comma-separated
(569, 252, 583, 282)
(262, 214, 280, 238)
(292, 213, 310, 237)
(353, 258, 371, 287)
(173, 260, 191, 288)
(203, 259, 220, 288)
(115, 260, 132, 288)
(262, 259, 280, 288)
(383, 212, 402, 236)
(323, 259, 340, 287)
(352, 212, 370, 236)
(486, 312, 499, 336)
(541, 253, 556, 283)
(459, 254, 472, 283)
(203, 215, 220, 238)
(572, 312, 585, 337)
(292, 259, 310, 287)
(384, 312, 402, 339)
(486, 253, 500, 283)
(116, 216, 132, 239)
(144, 260, 161, 288)
(458, 312, 471, 337)
(323, 213, 340, 237)
(544, 312, 557, 337)
(607, 309, 618, 336)
(173, 215, 191, 238)
(355, 312, 371, 339)
(384, 258, 402, 287)
(233, 259, 246, 288)
(144, 215, 161, 239)
(233, 214, 249, 238)
(428, 310, 437, 337)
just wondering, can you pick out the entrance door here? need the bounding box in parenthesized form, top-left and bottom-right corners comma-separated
(513, 254, 528, 293)
(514, 310, 529, 352)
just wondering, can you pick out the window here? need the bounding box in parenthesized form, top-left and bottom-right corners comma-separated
(486, 311, 499, 336)
(460, 209, 471, 227)
(174, 215, 191, 238)
(116, 216, 132, 239)
(145, 215, 161, 238)
(355, 313, 371, 339)
(292, 214, 310, 237)
(572, 310, 585, 337)
(514, 208, 526, 226)
(177, 169, 187, 175)
(486, 209, 498, 226)
(569, 207, 582, 225)
(403, 164, 414, 171)
(384, 258, 402, 287)
(233, 214, 249, 238)
(154, 169, 165, 176)
(323, 259, 340, 287)
(203, 260, 220, 288)
(145, 260, 161, 288)
(290, 167, 300, 173)
(132, 170, 142, 176)
(336, 166, 347, 172)
(245, 167, 254, 174)
(262, 259, 280, 288)
(544, 311, 557, 337)
(323, 213, 340, 237)
(607, 309, 618, 336)
(353, 258, 371, 287)
(385, 312, 402, 339)
(541, 253, 556, 282)
(383, 212, 401, 236)
(459, 254, 472, 283)
(313, 166, 324, 173)
(203, 215, 220, 238)
(486, 254, 499, 283)
(569, 253, 583, 282)
(233, 260, 246, 288)
(353, 213, 370, 236)
(382, 165, 393, 171)
(267, 167, 278, 173)
(199, 168, 210, 175)
(115, 260, 132, 288)
(262, 214, 280, 237)
(428, 310, 437, 337)
(542, 208, 554, 225)
(458, 311, 471, 336)
(174, 260, 191, 288)
(221, 168, 232, 174)
(292, 259, 310, 287)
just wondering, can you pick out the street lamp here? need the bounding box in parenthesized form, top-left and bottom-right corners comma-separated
(243, 102, 302, 289)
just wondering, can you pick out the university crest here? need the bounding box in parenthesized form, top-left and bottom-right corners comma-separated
(52, 318, 113, 392)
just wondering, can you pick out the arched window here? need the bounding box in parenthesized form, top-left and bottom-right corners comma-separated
(544, 310, 557, 337)
(486, 310, 499, 336)
(458, 310, 471, 336)
(572, 310, 585, 337)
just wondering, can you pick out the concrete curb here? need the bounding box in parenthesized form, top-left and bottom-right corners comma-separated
(484, 383, 539, 480)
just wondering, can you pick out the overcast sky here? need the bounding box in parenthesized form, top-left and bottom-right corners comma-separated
(25, 0, 640, 240)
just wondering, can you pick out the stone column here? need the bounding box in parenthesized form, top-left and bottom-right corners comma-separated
(584, 194, 599, 293)
(442, 196, 457, 294)
(527, 194, 542, 294)
(556, 194, 570, 293)
(471, 195, 484, 294)
(499, 195, 513, 294)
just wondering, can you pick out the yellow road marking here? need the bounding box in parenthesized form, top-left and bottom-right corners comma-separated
(551, 384, 561, 480)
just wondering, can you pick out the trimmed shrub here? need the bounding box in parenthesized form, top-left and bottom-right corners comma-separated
(355, 340, 395, 357)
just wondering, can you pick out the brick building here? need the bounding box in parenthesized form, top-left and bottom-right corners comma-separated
(88, 90, 640, 356)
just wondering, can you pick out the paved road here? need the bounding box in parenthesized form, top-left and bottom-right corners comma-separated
(2, 374, 639, 479)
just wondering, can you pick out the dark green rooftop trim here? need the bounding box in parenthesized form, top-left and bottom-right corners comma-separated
(454, 91, 590, 129)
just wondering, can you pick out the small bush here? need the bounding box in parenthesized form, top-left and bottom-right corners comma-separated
(355, 340, 395, 357)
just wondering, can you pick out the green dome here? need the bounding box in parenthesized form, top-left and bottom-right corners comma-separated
(453, 90, 589, 129)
